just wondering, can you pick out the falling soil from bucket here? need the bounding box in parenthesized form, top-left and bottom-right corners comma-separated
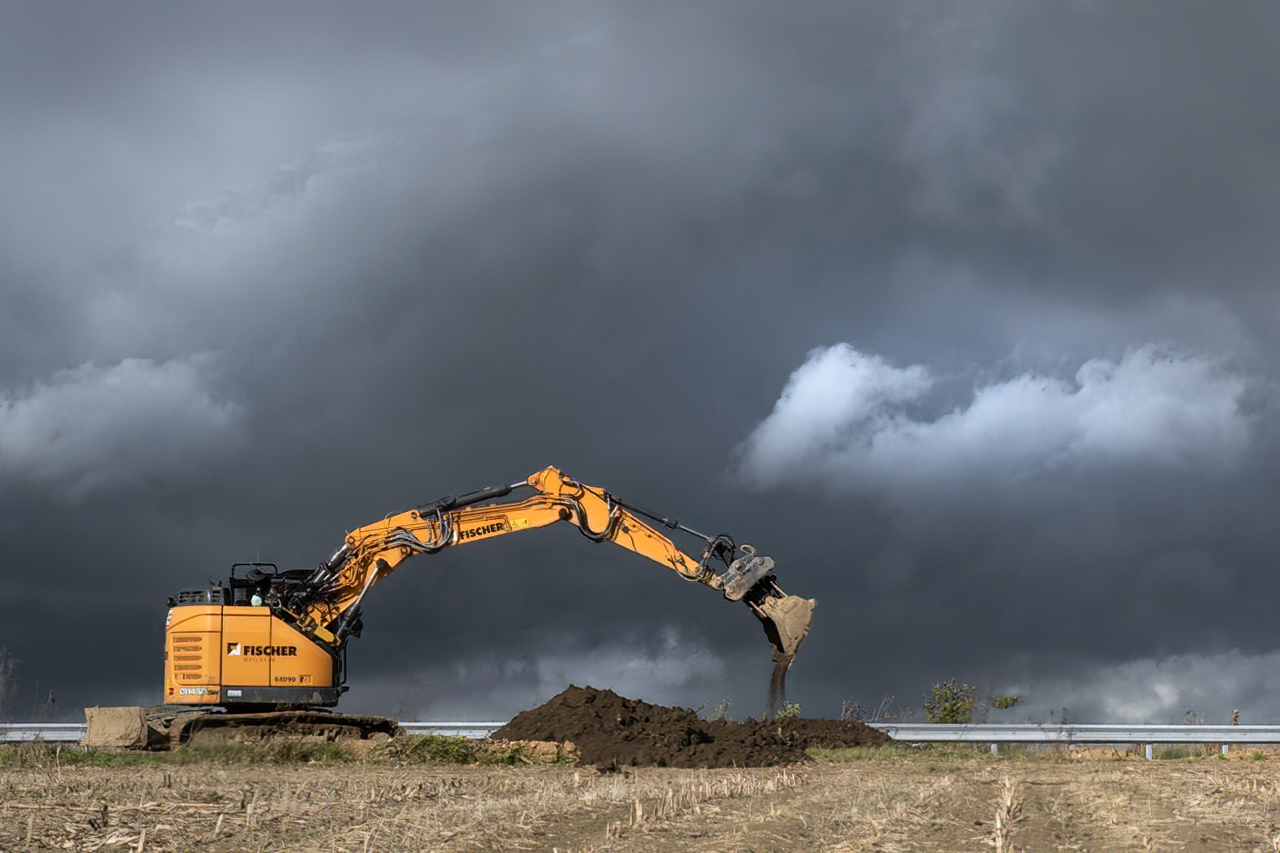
(767, 659, 789, 718)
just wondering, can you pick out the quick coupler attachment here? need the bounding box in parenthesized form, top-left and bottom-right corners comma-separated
(720, 550, 775, 601)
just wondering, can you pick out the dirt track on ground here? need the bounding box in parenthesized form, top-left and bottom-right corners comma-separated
(6, 750, 1280, 852)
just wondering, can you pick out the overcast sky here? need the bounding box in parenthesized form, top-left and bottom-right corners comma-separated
(3, 1, 1280, 725)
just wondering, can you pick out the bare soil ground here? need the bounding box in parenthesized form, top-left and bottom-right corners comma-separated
(6, 747, 1280, 852)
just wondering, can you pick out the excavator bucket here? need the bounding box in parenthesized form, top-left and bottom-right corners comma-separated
(754, 593, 815, 664)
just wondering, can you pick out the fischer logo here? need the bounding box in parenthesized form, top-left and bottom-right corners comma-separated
(226, 642, 298, 657)
(456, 521, 507, 541)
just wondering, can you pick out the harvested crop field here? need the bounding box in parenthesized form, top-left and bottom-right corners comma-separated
(7, 746, 1280, 851)
(7, 687, 1280, 851)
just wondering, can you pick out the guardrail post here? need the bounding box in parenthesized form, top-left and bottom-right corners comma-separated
(1144, 744, 1153, 760)
(989, 743, 998, 755)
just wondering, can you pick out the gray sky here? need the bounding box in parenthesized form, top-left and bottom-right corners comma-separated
(3, 1, 1280, 724)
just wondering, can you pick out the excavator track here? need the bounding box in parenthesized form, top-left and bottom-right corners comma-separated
(167, 709, 399, 747)
(83, 706, 398, 750)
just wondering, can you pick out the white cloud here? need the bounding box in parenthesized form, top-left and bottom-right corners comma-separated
(734, 343, 1251, 493)
(0, 356, 243, 500)
(347, 627, 728, 721)
(1000, 650, 1280, 724)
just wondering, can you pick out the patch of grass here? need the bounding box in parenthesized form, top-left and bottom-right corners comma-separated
(5, 732, 584, 768)
(1154, 745, 1207, 761)
(808, 743, 922, 761)
(5, 735, 458, 768)
(479, 742, 533, 766)
(0, 742, 62, 768)
(66, 748, 166, 768)
(0, 742, 166, 769)
(179, 738, 357, 764)
(987, 744, 1051, 761)
(377, 733, 477, 764)
(808, 742, 1131, 764)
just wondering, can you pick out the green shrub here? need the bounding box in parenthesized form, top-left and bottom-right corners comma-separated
(776, 700, 802, 719)
(923, 679, 976, 724)
(380, 733, 476, 764)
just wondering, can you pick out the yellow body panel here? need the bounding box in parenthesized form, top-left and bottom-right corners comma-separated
(164, 605, 336, 705)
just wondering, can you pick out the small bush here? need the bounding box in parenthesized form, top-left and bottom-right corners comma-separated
(776, 701, 802, 719)
(709, 696, 733, 722)
(923, 679, 976, 724)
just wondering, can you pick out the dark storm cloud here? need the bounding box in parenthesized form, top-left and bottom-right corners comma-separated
(2, 1, 1280, 724)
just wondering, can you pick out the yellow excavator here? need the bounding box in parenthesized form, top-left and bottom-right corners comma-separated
(91, 467, 814, 747)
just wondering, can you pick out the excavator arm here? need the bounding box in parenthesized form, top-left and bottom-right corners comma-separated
(290, 466, 813, 664)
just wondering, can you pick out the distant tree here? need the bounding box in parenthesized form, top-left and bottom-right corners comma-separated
(923, 678, 976, 724)
(37, 690, 56, 721)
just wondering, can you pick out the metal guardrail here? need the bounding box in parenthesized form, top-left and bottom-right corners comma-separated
(877, 723, 1280, 744)
(877, 723, 1280, 758)
(0, 721, 508, 743)
(398, 722, 506, 738)
(8, 720, 1280, 752)
(0, 723, 86, 743)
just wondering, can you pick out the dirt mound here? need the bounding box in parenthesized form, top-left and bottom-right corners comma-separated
(492, 685, 891, 769)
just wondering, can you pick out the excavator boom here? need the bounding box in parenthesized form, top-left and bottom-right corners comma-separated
(293, 466, 813, 663)
(161, 466, 814, 715)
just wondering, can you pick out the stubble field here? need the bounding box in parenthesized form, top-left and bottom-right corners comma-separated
(5, 746, 1280, 852)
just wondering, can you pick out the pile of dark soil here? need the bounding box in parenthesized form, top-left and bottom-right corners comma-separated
(492, 685, 892, 769)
